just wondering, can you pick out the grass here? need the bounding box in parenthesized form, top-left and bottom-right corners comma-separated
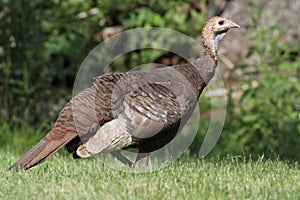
(1, 126, 300, 199)
(1, 149, 300, 200)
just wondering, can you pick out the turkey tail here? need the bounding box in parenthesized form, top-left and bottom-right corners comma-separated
(9, 130, 77, 170)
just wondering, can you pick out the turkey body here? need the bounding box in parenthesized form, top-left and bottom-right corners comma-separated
(67, 60, 209, 156)
(9, 56, 213, 170)
(9, 16, 239, 170)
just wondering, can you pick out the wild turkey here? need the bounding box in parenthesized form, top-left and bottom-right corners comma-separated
(9, 16, 239, 170)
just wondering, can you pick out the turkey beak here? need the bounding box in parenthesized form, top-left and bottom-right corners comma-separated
(227, 20, 240, 29)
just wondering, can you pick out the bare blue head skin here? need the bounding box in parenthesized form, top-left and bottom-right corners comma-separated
(201, 16, 240, 63)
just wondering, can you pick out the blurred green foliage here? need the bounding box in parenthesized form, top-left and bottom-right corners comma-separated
(215, 3, 300, 160)
(0, 0, 103, 126)
(220, 75, 300, 160)
(0, 0, 206, 127)
(0, 0, 299, 160)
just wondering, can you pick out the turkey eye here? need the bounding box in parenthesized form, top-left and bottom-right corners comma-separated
(218, 20, 224, 25)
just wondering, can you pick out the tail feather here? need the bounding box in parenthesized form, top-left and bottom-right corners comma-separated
(9, 130, 77, 170)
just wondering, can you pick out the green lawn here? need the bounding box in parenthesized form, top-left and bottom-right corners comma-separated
(1, 149, 300, 200)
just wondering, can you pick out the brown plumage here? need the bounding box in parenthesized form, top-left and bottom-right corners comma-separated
(9, 16, 239, 170)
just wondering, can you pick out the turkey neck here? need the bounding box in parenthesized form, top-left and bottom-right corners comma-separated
(172, 34, 222, 97)
(186, 24, 227, 92)
(201, 21, 225, 64)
